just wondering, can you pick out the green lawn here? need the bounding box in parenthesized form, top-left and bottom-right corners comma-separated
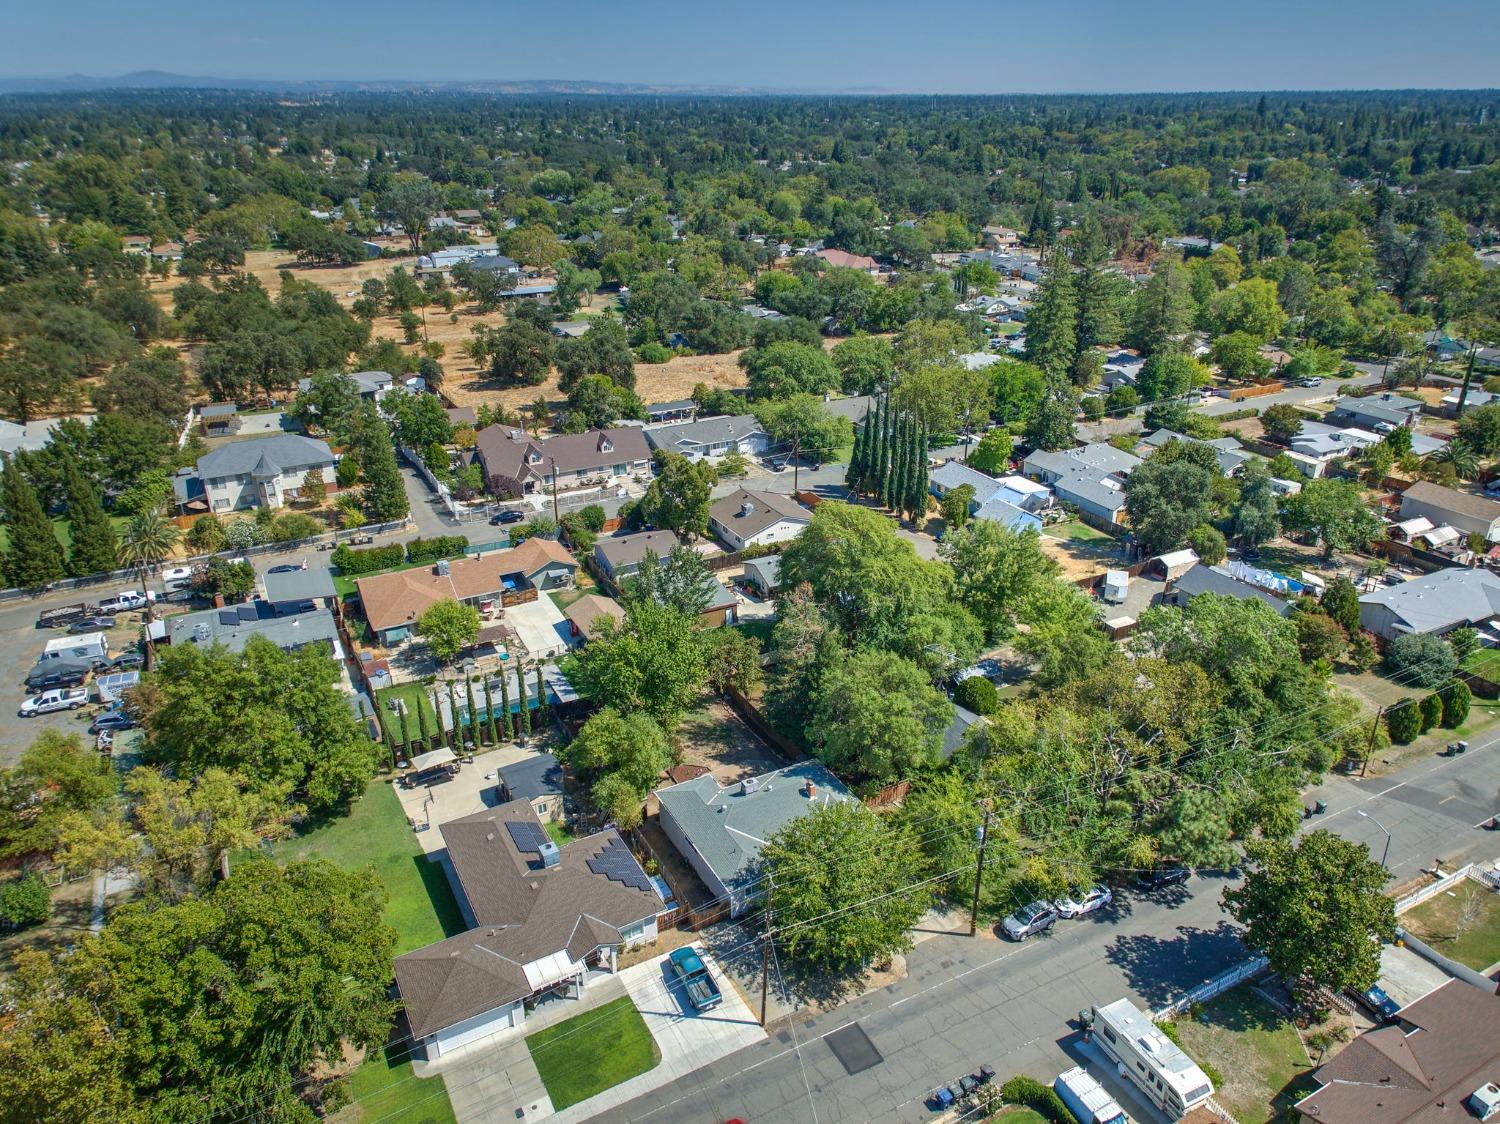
(376, 683, 441, 743)
(990, 1110, 1047, 1124)
(0, 513, 131, 554)
(1168, 987, 1313, 1124)
(1463, 648, 1500, 683)
(526, 996, 660, 1110)
(545, 820, 576, 847)
(347, 1045, 455, 1124)
(1046, 520, 1112, 543)
(1402, 885, 1500, 972)
(272, 780, 464, 955)
(734, 618, 775, 646)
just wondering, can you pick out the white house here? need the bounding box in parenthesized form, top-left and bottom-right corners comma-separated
(172, 434, 337, 513)
(643, 414, 771, 462)
(708, 488, 813, 551)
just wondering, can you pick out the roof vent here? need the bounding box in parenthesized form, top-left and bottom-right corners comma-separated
(740, 501, 755, 517)
(807, 781, 818, 799)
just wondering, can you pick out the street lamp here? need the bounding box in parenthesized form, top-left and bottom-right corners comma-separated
(1356, 809, 1393, 870)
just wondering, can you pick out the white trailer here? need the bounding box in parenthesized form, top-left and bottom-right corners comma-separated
(1102, 570, 1130, 604)
(1092, 998, 1213, 1119)
(41, 632, 107, 664)
(1054, 1066, 1127, 1124)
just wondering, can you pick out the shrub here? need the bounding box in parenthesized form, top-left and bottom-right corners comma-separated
(1448, 627, 1479, 664)
(330, 542, 406, 575)
(1441, 679, 1472, 728)
(1384, 632, 1458, 690)
(268, 512, 323, 543)
(406, 535, 468, 565)
(998, 1076, 1070, 1124)
(953, 675, 999, 715)
(1386, 698, 1422, 744)
(1419, 693, 1444, 732)
(636, 342, 671, 364)
(1186, 524, 1227, 565)
(0, 874, 50, 928)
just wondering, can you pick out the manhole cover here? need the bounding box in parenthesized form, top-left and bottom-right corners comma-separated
(825, 1023, 883, 1075)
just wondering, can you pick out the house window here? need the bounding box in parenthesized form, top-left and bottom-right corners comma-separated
(535, 801, 549, 816)
(613, 464, 627, 475)
(619, 921, 645, 942)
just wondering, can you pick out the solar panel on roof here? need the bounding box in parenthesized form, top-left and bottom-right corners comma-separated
(504, 820, 550, 854)
(237, 604, 257, 622)
(586, 837, 652, 892)
(217, 610, 237, 625)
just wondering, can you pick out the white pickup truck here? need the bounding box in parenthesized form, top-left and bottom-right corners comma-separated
(97, 590, 158, 614)
(19, 687, 89, 716)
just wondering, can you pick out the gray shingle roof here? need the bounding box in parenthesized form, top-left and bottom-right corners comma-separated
(594, 530, 680, 574)
(167, 602, 340, 653)
(498, 753, 564, 802)
(709, 488, 812, 541)
(930, 461, 1004, 505)
(1172, 564, 1291, 615)
(194, 434, 335, 482)
(262, 567, 337, 604)
(655, 761, 853, 896)
(643, 414, 767, 454)
(1359, 567, 1500, 635)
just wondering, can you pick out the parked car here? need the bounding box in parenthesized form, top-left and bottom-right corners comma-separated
(1359, 984, 1401, 1022)
(89, 711, 136, 734)
(1054, 884, 1113, 919)
(25, 662, 91, 691)
(108, 652, 145, 671)
(19, 688, 89, 716)
(1135, 866, 1191, 891)
(96, 590, 155, 615)
(1000, 900, 1058, 941)
(1296, 376, 1324, 388)
(267, 562, 307, 574)
(490, 509, 526, 526)
(667, 947, 723, 1012)
(69, 616, 118, 633)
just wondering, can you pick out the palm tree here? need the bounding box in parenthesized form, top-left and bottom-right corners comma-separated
(117, 509, 180, 665)
(1436, 438, 1481, 482)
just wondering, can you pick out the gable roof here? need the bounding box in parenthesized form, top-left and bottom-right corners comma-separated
(1173, 563, 1292, 615)
(194, 434, 335, 481)
(393, 799, 661, 1040)
(1295, 980, 1500, 1123)
(167, 603, 340, 653)
(815, 248, 878, 271)
(643, 414, 767, 454)
(1139, 429, 1249, 475)
(822, 395, 875, 425)
(1359, 567, 1500, 636)
(930, 460, 1005, 505)
(594, 530, 680, 573)
(655, 761, 853, 896)
(356, 543, 573, 634)
(709, 488, 813, 541)
(262, 567, 337, 604)
(563, 593, 626, 640)
(1401, 480, 1500, 525)
(475, 426, 651, 485)
(503, 536, 578, 577)
(498, 753, 564, 802)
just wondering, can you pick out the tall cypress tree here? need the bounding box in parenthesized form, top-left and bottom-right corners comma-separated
(497, 666, 512, 738)
(517, 661, 532, 737)
(2, 458, 65, 589)
(483, 677, 499, 744)
(399, 707, 412, 755)
(847, 405, 868, 495)
(910, 422, 931, 520)
(465, 675, 479, 745)
(892, 413, 911, 515)
(535, 664, 548, 725)
(63, 455, 117, 578)
(878, 402, 895, 509)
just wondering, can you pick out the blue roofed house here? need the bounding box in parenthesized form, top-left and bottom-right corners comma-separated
(655, 762, 854, 917)
(172, 434, 337, 513)
(929, 461, 1049, 533)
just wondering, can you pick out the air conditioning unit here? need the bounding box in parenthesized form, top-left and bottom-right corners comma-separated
(1468, 1083, 1500, 1121)
(741, 776, 759, 795)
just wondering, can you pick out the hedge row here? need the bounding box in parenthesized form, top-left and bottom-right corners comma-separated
(331, 543, 406, 576)
(406, 535, 469, 565)
(998, 1076, 1070, 1123)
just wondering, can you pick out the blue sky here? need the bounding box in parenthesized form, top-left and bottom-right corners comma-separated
(4, 0, 1498, 93)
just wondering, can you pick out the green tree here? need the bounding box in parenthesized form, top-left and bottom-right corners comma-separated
(807, 650, 953, 784)
(1022, 379, 1078, 452)
(416, 597, 481, 663)
(1136, 353, 1203, 404)
(299, 467, 328, 506)
(832, 335, 895, 395)
(1260, 403, 1304, 442)
(1127, 259, 1193, 356)
(892, 773, 984, 891)
(1383, 632, 1459, 689)
(1224, 831, 1395, 996)
(352, 402, 408, 522)
(1123, 446, 1221, 555)
(1232, 462, 1281, 547)
(1441, 679, 1472, 728)
(762, 801, 930, 972)
(0, 730, 117, 862)
(941, 483, 975, 529)
(567, 600, 708, 731)
(516, 659, 532, 737)
(967, 429, 1013, 474)
(562, 707, 672, 817)
(1284, 478, 1382, 559)
(754, 394, 852, 464)
(741, 340, 839, 399)
(1211, 332, 1273, 381)
(638, 453, 717, 536)
(378, 173, 441, 252)
(1024, 259, 1078, 380)
(942, 520, 1057, 642)
(488, 318, 558, 386)
(1386, 698, 1422, 744)
(1321, 576, 1362, 634)
(626, 546, 713, 616)
(952, 675, 999, 715)
(290, 372, 362, 443)
(2, 458, 65, 588)
(63, 454, 117, 577)
(704, 627, 764, 696)
(1186, 523, 1227, 565)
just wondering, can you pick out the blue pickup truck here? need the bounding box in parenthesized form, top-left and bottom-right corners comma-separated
(668, 947, 723, 1012)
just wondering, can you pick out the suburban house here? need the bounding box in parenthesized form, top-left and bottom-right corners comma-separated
(1399, 481, 1500, 542)
(1168, 563, 1293, 616)
(356, 540, 577, 647)
(929, 461, 1004, 507)
(563, 593, 626, 643)
(742, 555, 781, 596)
(982, 224, 1023, 250)
(1441, 387, 1498, 417)
(813, 247, 880, 273)
(1022, 443, 1142, 526)
(414, 243, 509, 276)
(1359, 567, 1500, 639)
(656, 761, 854, 917)
(475, 426, 652, 498)
(1136, 429, 1250, 476)
(972, 495, 1044, 534)
(296, 370, 394, 404)
(122, 234, 152, 254)
(497, 754, 565, 823)
(1328, 393, 1423, 432)
(708, 488, 813, 551)
(393, 799, 665, 1060)
(643, 414, 771, 461)
(198, 402, 241, 438)
(685, 572, 738, 628)
(644, 399, 697, 425)
(167, 602, 344, 660)
(592, 530, 680, 584)
(823, 394, 875, 429)
(1285, 422, 1378, 478)
(262, 566, 339, 614)
(445, 405, 479, 429)
(172, 434, 337, 513)
(1294, 979, 1500, 1124)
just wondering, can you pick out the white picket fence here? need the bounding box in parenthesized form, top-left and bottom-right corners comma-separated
(1154, 955, 1269, 1019)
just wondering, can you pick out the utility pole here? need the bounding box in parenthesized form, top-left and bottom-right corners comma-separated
(549, 456, 560, 524)
(791, 429, 800, 494)
(1360, 705, 1386, 778)
(1455, 339, 1480, 417)
(969, 806, 991, 936)
(759, 872, 773, 1026)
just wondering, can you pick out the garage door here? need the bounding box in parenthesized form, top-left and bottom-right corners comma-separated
(432, 1003, 517, 1056)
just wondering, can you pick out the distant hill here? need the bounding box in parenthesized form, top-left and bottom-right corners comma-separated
(0, 72, 887, 96)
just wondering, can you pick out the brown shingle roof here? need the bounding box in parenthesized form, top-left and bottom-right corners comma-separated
(474, 426, 651, 488)
(563, 593, 626, 640)
(815, 248, 878, 271)
(1401, 480, 1500, 524)
(393, 799, 661, 1039)
(1295, 979, 1500, 1123)
(594, 530, 681, 574)
(356, 544, 574, 634)
(709, 487, 812, 542)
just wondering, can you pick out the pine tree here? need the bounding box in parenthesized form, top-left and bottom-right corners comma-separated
(483, 677, 499, 744)
(63, 455, 117, 578)
(353, 402, 409, 523)
(1025, 255, 1078, 381)
(535, 664, 547, 726)
(415, 696, 430, 748)
(517, 661, 532, 737)
(890, 413, 910, 516)
(1, 458, 65, 589)
(497, 665, 512, 738)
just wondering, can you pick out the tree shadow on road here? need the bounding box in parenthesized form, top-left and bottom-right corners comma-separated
(1104, 919, 1247, 1009)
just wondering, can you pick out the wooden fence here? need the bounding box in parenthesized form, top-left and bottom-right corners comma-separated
(864, 779, 911, 809)
(724, 687, 801, 764)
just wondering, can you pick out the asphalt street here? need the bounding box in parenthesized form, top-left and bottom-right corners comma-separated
(597, 727, 1500, 1124)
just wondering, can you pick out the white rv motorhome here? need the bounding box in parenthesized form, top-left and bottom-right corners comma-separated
(1092, 998, 1214, 1119)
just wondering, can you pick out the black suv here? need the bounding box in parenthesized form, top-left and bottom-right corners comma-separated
(490, 509, 526, 525)
(25, 663, 90, 691)
(1136, 866, 1191, 891)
